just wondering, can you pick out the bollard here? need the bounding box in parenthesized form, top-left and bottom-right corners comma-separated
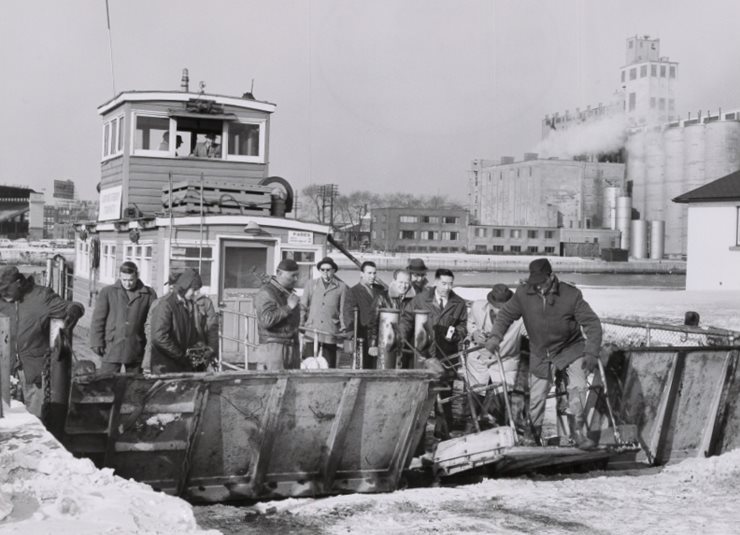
(377, 308, 399, 370)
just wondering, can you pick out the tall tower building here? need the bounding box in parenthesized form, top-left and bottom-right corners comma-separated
(620, 35, 678, 125)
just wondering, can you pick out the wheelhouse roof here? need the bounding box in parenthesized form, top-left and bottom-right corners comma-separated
(98, 90, 277, 116)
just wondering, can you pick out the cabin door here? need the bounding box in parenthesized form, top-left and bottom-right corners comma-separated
(218, 238, 276, 362)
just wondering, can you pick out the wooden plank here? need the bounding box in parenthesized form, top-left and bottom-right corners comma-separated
(114, 440, 189, 452)
(119, 401, 195, 414)
(249, 377, 288, 490)
(0, 316, 10, 412)
(648, 351, 684, 464)
(698, 351, 734, 457)
(319, 378, 361, 491)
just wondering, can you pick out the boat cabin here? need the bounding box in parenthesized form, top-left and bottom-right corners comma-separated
(74, 75, 329, 363)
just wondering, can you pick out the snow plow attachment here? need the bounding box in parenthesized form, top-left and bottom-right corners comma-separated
(61, 370, 436, 502)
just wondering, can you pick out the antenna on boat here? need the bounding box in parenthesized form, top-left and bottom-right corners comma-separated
(104, 0, 117, 95)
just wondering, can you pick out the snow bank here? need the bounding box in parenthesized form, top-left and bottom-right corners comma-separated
(0, 402, 218, 535)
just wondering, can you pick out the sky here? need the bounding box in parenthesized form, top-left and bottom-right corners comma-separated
(2, 0, 740, 202)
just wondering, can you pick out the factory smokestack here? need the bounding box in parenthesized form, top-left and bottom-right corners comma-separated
(181, 68, 189, 92)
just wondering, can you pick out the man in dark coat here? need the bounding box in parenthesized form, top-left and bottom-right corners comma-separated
(400, 268, 467, 439)
(367, 269, 416, 368)
(149, 268, 201, 374)
(485, 258, 602, 448)
(344, 261, 387, 368)
(90, 261, 157, 374)
(254, 258, 301, 370)
(0, 266, 84, 418)
(406, 258, 429, 295)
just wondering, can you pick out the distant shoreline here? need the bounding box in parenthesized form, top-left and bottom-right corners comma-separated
(329, 251, 685, 275)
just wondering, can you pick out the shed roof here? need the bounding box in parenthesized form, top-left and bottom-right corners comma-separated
(673, 169, 740, 203)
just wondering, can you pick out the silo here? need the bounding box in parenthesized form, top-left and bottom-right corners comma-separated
(682, 123, 705, 257)
(662, 126, 685, 256)
(602, 186, 620, 230)
(704, 120, 740, 182)
(626, 130, 647, 218)
(616, 196, 632, 250)
(649, 220, 665, 259)
(630, 219, 648, 259)
(644, 128, 666, 221)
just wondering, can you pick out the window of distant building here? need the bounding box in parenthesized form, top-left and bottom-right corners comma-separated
(475, 245, 487, 253)
(545, 230, 555, 239)
(527, 230, 538, 239)
(628, 93, 636, 112)
(544, 246, 556, 254)
(640, 65, 647, 78)
(421, 231, 437, 240)
(510, 245, 521, 253)
(650, 97, 656, 109)
(586, 218, 591, 229)
(621, 70, 625, 83)
(475, 228, 486, 238)
(420, 215, 440, 223)
(399, 230, 415, 240)
(660, 65, 666, 77)
(659, 98, 666, 111)
(492, 245, 504, 252)
(629, 68, 636, 80)
(399, 215, 418, 223)
(102, 114, 124, 160)
(492, 229, 503, 238)
(527, 246, 538, 253)
(510, 229, 521, 239)
(444, 216, 459, 224)
(669, 66, 676, 78)
(651, 64, 657, 77)
(669, 99, 675, 111)
(441, 231, 459, 240)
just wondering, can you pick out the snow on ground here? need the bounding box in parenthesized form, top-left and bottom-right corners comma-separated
(0, 401, 218, 535)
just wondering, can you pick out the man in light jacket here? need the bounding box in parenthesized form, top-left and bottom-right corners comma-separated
(300, 257, 347, 368)
(90, 261, 157, 374)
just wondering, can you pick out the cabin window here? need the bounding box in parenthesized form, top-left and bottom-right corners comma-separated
(76, 239, 90, 274)
(133, 114, 172, 155)
(225, 120, 265, 163)
(281, 249, 316, 289)
(100, 242, 117, 283)
(124, 243, 153, 285)
(170, 245, 213, 288)
(102, 115, 124, 160)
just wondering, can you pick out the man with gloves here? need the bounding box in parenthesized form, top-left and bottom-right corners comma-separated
(485, 258, 602, 449)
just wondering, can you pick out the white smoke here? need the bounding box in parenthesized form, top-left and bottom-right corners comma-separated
(535, 113, 629, 159)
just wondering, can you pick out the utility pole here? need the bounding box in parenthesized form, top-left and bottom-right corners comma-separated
(319, 184, 338, 229)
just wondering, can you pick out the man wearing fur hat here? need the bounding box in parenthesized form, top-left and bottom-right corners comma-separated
(149, 268, 203, 374)
(300, 257, 347, 368)
(485, 258, 602, 449)
(254, 259, 302, 370)
(0, 266, 85, 418)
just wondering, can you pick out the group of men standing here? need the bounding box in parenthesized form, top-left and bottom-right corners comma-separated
(255, 255, 603, 448)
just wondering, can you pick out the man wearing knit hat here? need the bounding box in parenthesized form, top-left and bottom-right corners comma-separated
(149, 268, 202, 373)
(254, 258, 302, 370)
(0, 265, 85, 418)
(485, 258, 602, 449)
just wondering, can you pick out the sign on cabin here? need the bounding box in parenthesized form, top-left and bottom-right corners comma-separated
(288, 230, 313, 245)
(99, 185, 123, 221)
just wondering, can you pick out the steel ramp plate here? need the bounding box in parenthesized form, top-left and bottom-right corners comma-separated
(433, 427, 517, 476)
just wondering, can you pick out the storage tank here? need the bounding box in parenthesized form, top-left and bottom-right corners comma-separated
(649, 220, 665, 259)
(662, 126, 685, 256)
(616, 196, 632, 250)
(644, 128, 666, 221)
(704, 120, 740, 182)
(630, 219, 648, 259)
(602, 186, 620, 230)
(683, 123, 705, 191)
(626, 130, 647, 218)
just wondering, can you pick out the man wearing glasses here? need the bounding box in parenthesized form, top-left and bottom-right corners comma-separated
(300, 257, 347, 368)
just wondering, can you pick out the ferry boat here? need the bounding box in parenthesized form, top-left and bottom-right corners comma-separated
(46, 74, 740, 503)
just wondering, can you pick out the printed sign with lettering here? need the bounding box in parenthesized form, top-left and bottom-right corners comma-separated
(288, 230, 313, 245)
(98, 185, 123, 221)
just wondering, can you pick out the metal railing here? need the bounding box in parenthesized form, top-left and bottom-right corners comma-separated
(218, 307, 258, 370)
(600, 317, 739, 348)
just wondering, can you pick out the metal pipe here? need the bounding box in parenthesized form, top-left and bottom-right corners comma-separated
(597, 357, 622, 444)
(493, 349, 516, 433)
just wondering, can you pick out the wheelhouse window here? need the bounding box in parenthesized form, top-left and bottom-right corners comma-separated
(170, 245, 213, 288)
(100, 242, 117, 283)
(281, 249, 316, 288)
(102, 115, 124, 160)
(227, 122, 262, 161)
(124, 243, 153, 285)
(134, 114, 171, 155)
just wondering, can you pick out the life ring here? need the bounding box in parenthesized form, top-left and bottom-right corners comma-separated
(258, 176, 294, 213)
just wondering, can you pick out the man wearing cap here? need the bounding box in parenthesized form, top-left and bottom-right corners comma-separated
(343, 261, 387, 368)
(89, 261, 157, 374)
(0, 266, 85, 418)
(254, 259, 302, 370)
(485, 258, 602, 449)
(464, 284, 526, 430)
(149, 268, 202, 374)
(300, 257, 347, 368)
(406, 258, 429, 294)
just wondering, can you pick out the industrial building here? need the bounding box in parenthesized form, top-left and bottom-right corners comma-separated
(370, 207, 468, 253)
(0, 185, 44, 240)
